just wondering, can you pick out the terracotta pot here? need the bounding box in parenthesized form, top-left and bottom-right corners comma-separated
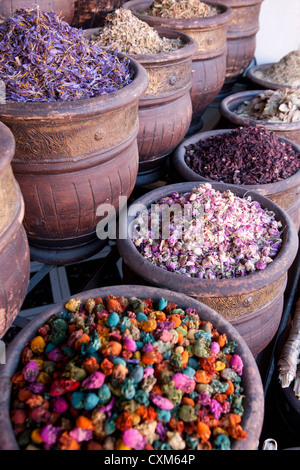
(220, 0, 264, 85)
(117, 182, 299, 356)
(219, 90, 300, 146)
(72, 0, 125, 28)
(173, 128, 300, 231)
(124, 0, 232, 132)
(247, 63, 298, 91)
(0, 284, 264, 450)
(129, 28, 198, 185)
(0, 0, 74, 24)
(0, 56, 148, 266)
(0, 123, 30, 338)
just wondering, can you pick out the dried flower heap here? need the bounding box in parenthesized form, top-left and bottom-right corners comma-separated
(144, 0, 219, 19)
(235, 89, 300, 123)
(91, 9, 183, 55)
(254, 50, 300, 89)
(0, 7, 133, 102)
(133, 183, 282, 279)
(10, 294, 248, 450)
(184, 127, 300, 185)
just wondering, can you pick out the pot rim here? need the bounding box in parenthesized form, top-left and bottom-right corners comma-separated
(0, 284, 264, 451)
(247, 63, 297, 91)
(117, 181, 299, 297)
(124, 0, 233, 29)
(173, 127, 300, 193)
(0, 122, 15, 174)
(220, 90, 300, 132)
(0, 54, 149, 121)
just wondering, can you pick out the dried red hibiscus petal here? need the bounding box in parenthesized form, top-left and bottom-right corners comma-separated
(184, 126, 300, 185)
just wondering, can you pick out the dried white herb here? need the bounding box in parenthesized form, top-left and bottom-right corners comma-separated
(254, 50, 300, 88)
(144, 0, 219, 19)
(235, 89, 300, 123)
(91, 8, 183, 54)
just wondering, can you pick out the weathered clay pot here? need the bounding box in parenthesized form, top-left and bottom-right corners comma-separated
(173, 128, 300, 231)
(124, 0, 232, 133)
(247, 63, 298, 91)
(0, 56, 148, 266)
(0, 123, 30, 338)
(0, 0, 74, 24)
(72, 0, 125, 28)
(0, 284, 264, 450)
(129, 28, 198, 185)
(219, 90, 300, 146)
(117, 182, 299, 356)
(220, 0, 264, 85)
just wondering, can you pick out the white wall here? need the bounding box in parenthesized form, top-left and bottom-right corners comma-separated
(255, 0, 300, 64)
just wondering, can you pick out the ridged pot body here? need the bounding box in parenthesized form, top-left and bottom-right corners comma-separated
(173, 127, 300, 231)
(0, 58, 148, 266)
(0, 123, 30, 338)
(220, 0, 264, 84)
(124, 0, 232, 128)
(117, 182, 299, 356)
(72, 0, 125, 28)
(0, 0, 75, 24)
(129, 28, 198, 184)
(0, 285, 264, 449)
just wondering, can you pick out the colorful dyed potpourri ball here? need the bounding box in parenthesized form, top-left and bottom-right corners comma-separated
(10, 294, 248, 450)
(0, 7, 133, 102)
(133, 183, 283, 279)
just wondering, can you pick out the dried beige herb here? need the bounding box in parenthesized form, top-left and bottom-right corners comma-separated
(235, 89, 300, 123)
(91, 8, 183, 54)
(143, 0, 219, 19)
(254, 50, 300, 88)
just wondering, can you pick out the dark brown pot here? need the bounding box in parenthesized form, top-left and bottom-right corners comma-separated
(219, 90, 300, 146)
(124, 0, 232, 132)
(128, 28, 198, 185)
(0, 0, 74, 24)
(117, 182, 299, 356)
(173, 128, 300, 231)
(247, 63, 298, 91)
(220, 0, 264, 85)
(0, 123, 30, 338)
(0, 284, 264, 450)
(0, 57, 148, 266)
(72, 0, 125, 28)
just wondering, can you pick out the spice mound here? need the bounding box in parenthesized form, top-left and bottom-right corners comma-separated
(10, 294, 248, 450)
(235, 89, 300, 123)
(0, 7, 133, 102)
(254, 50, 300, 88)
(184, 127, 300, 185)
(91, 8, 183, 55)
(143, 0, 219, 19)
(133, 183, 282, 279)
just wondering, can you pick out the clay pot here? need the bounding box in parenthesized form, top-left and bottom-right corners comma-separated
(220, 0, 264, 86)
(173, 128, 300, 231)
(72, 0, 125, 28)
(247, 63, 298, 91)
(219, 90, 300, 146)
(124, 0, 232, 133)
(0, 123, 30, 338)
(128, 28, 198, 185)
(0, 0, 74, 24)
(117, 182, 299, 356)
(0, 56, 148, 266)
(0, 284, 264, 450)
